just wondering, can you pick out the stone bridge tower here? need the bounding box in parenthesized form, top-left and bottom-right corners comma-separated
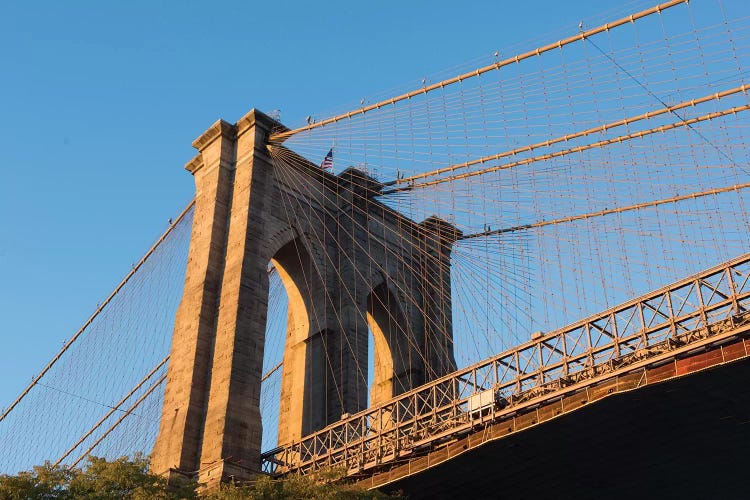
(150, 110, 460, 488)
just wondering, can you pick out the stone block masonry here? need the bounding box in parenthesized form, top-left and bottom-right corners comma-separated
(150, 109, 459, 489)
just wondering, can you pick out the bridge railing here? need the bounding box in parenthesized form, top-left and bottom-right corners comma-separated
(261, 253, 750, 475)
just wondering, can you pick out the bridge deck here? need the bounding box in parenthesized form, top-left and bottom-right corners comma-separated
(364, 342, 750, 499)
(263, 254, 750, 479)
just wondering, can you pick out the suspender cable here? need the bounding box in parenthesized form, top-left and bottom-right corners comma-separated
(0, 200, 195, 423)
(68, 374, 168, 468)
(387, 83, 750, 188)
(53, 356, 170, 466)
(383, 103, 750, 193)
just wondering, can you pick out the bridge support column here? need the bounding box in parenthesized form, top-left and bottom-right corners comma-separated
(195, 111, 276, 488)
(149, 119, 236, 484)
(151, 111, 278, 489)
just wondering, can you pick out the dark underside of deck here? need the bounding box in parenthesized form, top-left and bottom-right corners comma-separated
(382, 357, 750, 499)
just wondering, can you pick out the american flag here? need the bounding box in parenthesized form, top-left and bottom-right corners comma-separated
(320, 148, 333, 170)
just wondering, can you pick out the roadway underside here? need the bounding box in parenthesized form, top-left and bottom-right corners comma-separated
(381, 357, 750, 499)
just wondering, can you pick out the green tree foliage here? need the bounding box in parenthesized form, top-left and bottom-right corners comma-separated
(0, 454, 196, 500)
(0, 462, 76, 499)
(0, 456, 403, 500)
(206, 468, 403, 500)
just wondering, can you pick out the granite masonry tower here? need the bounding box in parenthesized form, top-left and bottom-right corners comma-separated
(150, 110, 459, 488)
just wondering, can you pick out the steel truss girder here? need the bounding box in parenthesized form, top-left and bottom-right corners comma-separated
(261, 253, 750, 476)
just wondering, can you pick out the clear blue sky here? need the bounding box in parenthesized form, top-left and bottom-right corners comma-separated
(0, 0, 624, 407)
